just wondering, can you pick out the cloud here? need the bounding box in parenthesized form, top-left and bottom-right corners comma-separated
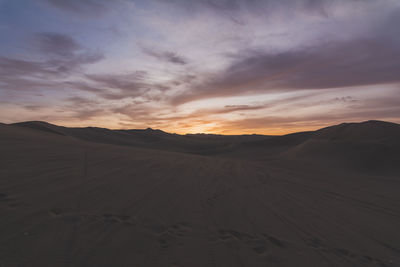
(0, 32, 103, 94)
(73, 108, 106, 120)
(59, 71, 169, 101)
(45, 0, 109, 15)
(111, 103, 155, 120)
(156, 0, 375, 24)
(34, 32, 81, 57)
(65, 96, 99, 106)
(0, 56, 59, 78)
(33, 32, 104, 70)
(0, 53, 103, 92)
(171, 9, 400, 105)
(142, 47, 188, 65)
(1, 32, 103, 78)
(110, 102, 268, 129)
(224, 38, 400, 88)
(86, 71, 147, 89)
(23, 105, 45, 111)
(84, 72, 148, 100)
(331, 96, 357, 103)
(223, 104, 266, 112)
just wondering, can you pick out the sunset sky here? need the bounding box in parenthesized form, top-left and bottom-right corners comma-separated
(1, 0, 400, 134)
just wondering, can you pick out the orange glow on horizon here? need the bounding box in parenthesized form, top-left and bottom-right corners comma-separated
(46, 119, 332, 136)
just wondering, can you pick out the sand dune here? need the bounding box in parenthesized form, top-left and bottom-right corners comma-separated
(282, 121, 400, 174)
(1, 121, 400, 266)
(12, 121, 266, 155)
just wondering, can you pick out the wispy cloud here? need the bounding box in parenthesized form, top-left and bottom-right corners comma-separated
(142, 47, 188, 65)
(171, 7, 400, 104)
(0, 32, 103, 93)
(34, 32, 81, 57)
(45, 0, 110, 16)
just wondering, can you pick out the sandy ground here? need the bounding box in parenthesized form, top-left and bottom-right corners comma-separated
(0, 122, 399, 267)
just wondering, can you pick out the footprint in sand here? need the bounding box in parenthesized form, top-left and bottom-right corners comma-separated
(167, 223, 192, 237)
(49, 209, 134, 225)
(156, 223, 192, 248)
(263, 234, 287, 248)
(247, 239, 268, 255)
(217, 229, 289, 257)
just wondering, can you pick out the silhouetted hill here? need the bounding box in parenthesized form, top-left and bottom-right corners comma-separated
(11, 121, 268, 155)
(282, 121, 400, 173)
(10, 120, 400, 172)
(211, 120, 400, 173)
(314, 120, 400, 142)
(11, 121, 400, 164)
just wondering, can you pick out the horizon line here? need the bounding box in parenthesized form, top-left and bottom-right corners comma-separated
(5, 119, 398, 137)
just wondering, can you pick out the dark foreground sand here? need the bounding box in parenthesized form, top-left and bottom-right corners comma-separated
(1, 121, 399, 267)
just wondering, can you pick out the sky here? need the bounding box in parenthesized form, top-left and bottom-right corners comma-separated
(1, 0, 400, 134)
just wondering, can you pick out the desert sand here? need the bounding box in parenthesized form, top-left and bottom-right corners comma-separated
(0, 121, 399, 267)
